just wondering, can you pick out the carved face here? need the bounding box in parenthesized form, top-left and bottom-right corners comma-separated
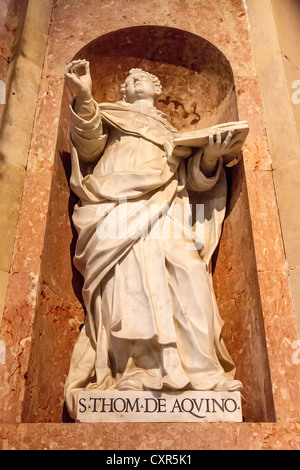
(123, 72, 156, 103)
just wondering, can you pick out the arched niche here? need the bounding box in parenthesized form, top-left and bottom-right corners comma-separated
(22, 26, 275, 423)
(70, 25, 238, 131)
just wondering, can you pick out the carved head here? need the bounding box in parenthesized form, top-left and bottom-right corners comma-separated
(121, 68, 162, 103)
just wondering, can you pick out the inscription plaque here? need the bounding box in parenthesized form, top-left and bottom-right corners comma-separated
(76, 391, 242, 423)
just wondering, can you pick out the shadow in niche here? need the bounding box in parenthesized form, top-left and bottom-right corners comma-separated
(62, 402, 75, 423)
(21, 25, 275, 424)
(59, 150, 86, 424)
(211, 161, 243, 276)
(60, 150, 85, 311)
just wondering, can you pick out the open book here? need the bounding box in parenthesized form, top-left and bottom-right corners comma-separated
(174, 121, 249, 166)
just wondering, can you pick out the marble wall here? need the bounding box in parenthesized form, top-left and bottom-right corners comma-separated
(0, 0, 300, 450)
(0, 0, 51, 324)
(22, 24, 274, 424)
(0, 0, 27, 321)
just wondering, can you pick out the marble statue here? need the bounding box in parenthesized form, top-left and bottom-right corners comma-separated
(64, 59, 245, 419)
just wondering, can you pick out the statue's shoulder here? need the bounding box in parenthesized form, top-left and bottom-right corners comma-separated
(98, 101, 130, 112)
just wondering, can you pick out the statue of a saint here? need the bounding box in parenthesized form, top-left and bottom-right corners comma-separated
(64, 59, 244, 419)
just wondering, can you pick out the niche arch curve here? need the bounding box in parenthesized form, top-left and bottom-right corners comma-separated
(71, 25, 239, 131)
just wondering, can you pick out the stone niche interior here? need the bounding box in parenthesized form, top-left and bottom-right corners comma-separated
(21, 26, 276, 423)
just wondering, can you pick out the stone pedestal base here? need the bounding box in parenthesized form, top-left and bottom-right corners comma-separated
(76, 390, 242, 423)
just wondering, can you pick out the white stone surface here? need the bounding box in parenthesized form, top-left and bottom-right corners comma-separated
(76, 390, 242, 423)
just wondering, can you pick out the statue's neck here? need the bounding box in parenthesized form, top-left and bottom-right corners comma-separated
(130, 98, 155, 112)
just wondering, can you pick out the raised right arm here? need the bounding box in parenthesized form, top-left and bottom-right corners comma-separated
(65, 59, 95, 118)
(65, 60, 107, 162)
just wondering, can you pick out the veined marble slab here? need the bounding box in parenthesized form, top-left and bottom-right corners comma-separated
(76, 390, 242, 423)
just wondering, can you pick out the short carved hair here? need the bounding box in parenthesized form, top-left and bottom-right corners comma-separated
(121, 68, 163, 101)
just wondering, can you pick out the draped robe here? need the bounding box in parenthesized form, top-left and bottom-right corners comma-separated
(64, 99, 242, 418)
